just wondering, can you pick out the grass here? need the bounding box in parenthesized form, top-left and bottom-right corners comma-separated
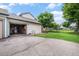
(35, 30, 79, 43)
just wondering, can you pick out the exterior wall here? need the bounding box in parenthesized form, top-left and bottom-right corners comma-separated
(0, 18, 42, 38)
(9, 19, 42, 35)
(21, 14, 35, 20)
(2, 17, 10, 38)
(9, 19, 27, 24)
(0, 8, 8, 15)
(0, 21, 2, 38)
(27, 23, 42, 34)
(0, 15, 10, 38)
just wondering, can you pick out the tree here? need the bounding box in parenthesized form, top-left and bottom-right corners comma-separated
(53, 23, 59, 30)
(63, 22, 70, 28)
(38, 12, 54, 29)
(63, 3, 79, 32)
(49, 22, 59, 30)
(48, 23, 54, 28)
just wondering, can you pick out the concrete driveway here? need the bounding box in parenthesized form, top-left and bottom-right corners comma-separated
(0, 35, 79, 56)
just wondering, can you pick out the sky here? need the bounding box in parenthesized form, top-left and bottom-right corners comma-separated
(0, 3, 65, 24)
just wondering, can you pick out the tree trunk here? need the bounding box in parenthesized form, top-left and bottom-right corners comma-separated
(43, 27, 48, 32)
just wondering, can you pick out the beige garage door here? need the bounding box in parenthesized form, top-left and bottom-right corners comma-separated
(0, 21, 2, 38)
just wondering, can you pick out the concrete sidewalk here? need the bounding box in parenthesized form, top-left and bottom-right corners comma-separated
(0, 35, 79, 56)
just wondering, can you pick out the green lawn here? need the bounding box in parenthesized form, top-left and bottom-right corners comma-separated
(35, 30, 79, 43)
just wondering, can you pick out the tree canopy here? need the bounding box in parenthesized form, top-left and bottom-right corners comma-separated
(63, 21, 70, 28)
(37, 12, 54, 28)
(49, 22, 59, 28)
(63, 3, 79, 32)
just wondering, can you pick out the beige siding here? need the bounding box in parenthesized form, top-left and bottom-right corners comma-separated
(9, 19, 42, 35)
(0, 16, 5, 20)
(0, 21, 2, 38)
(21, 14, 35, 20)
(0, 8, 8, 15)
(9, 19, 27, 24)
(9, 19, 41, 35)
(27, 23, 42, 34)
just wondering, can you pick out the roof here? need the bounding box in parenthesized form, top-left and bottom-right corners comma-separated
(19, 12, 31, 16)
(19, 12, 36, 20)
(0, 8, 40, 24)
(7, 13, 40, 24)
(0, 8, 9, 16)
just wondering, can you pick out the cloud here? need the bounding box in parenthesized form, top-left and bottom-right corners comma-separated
(54, 17, 65, 24)
(8, 3, 34, 7)
(46, 3, 63, 10)
(47, 3, 64, 24)
(51, 11, 65, 24)
(46, 3, 57, 9)
(8, 3, 32, 6)
(16, 12, 21, 15)
(18, 3, 31, 5)
(51, 11, 63, 17)
(0, 3, 35, 13)
(8, 3, 16, 7)
(18, 3, 35, 6)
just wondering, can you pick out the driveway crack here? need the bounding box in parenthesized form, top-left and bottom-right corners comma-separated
(11, 39, 46, 56)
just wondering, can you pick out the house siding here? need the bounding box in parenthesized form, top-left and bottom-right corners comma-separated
(0, 20, 2, 38)
(2, 17, 10, 38)
(9, 19, 27, 24)
(27, 23, 42, 35)
(9, 19, 42, 35)
(21, 14, 35, 20)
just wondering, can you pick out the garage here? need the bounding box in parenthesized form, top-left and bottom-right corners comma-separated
(0, 8, 42, 38)
(10, 23, 26, 35)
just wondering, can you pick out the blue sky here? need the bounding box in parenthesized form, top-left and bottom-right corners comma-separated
(0, 3, 65, 24)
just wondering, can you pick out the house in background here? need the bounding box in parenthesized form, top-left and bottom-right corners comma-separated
(0, 8, 42, 39)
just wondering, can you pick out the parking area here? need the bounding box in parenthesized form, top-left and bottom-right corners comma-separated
(0, 35, 79, 56)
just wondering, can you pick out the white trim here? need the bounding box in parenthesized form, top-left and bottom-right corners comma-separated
(3, 17, 9, 37)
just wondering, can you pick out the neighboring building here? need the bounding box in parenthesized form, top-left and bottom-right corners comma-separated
(0, 8, 42, 39)
(69, 23, 76, 30)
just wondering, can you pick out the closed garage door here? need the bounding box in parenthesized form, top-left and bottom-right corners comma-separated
(0, 21, 2, 38)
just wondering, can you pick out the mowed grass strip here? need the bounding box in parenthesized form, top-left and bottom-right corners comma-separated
(35, 31, 79, 43)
